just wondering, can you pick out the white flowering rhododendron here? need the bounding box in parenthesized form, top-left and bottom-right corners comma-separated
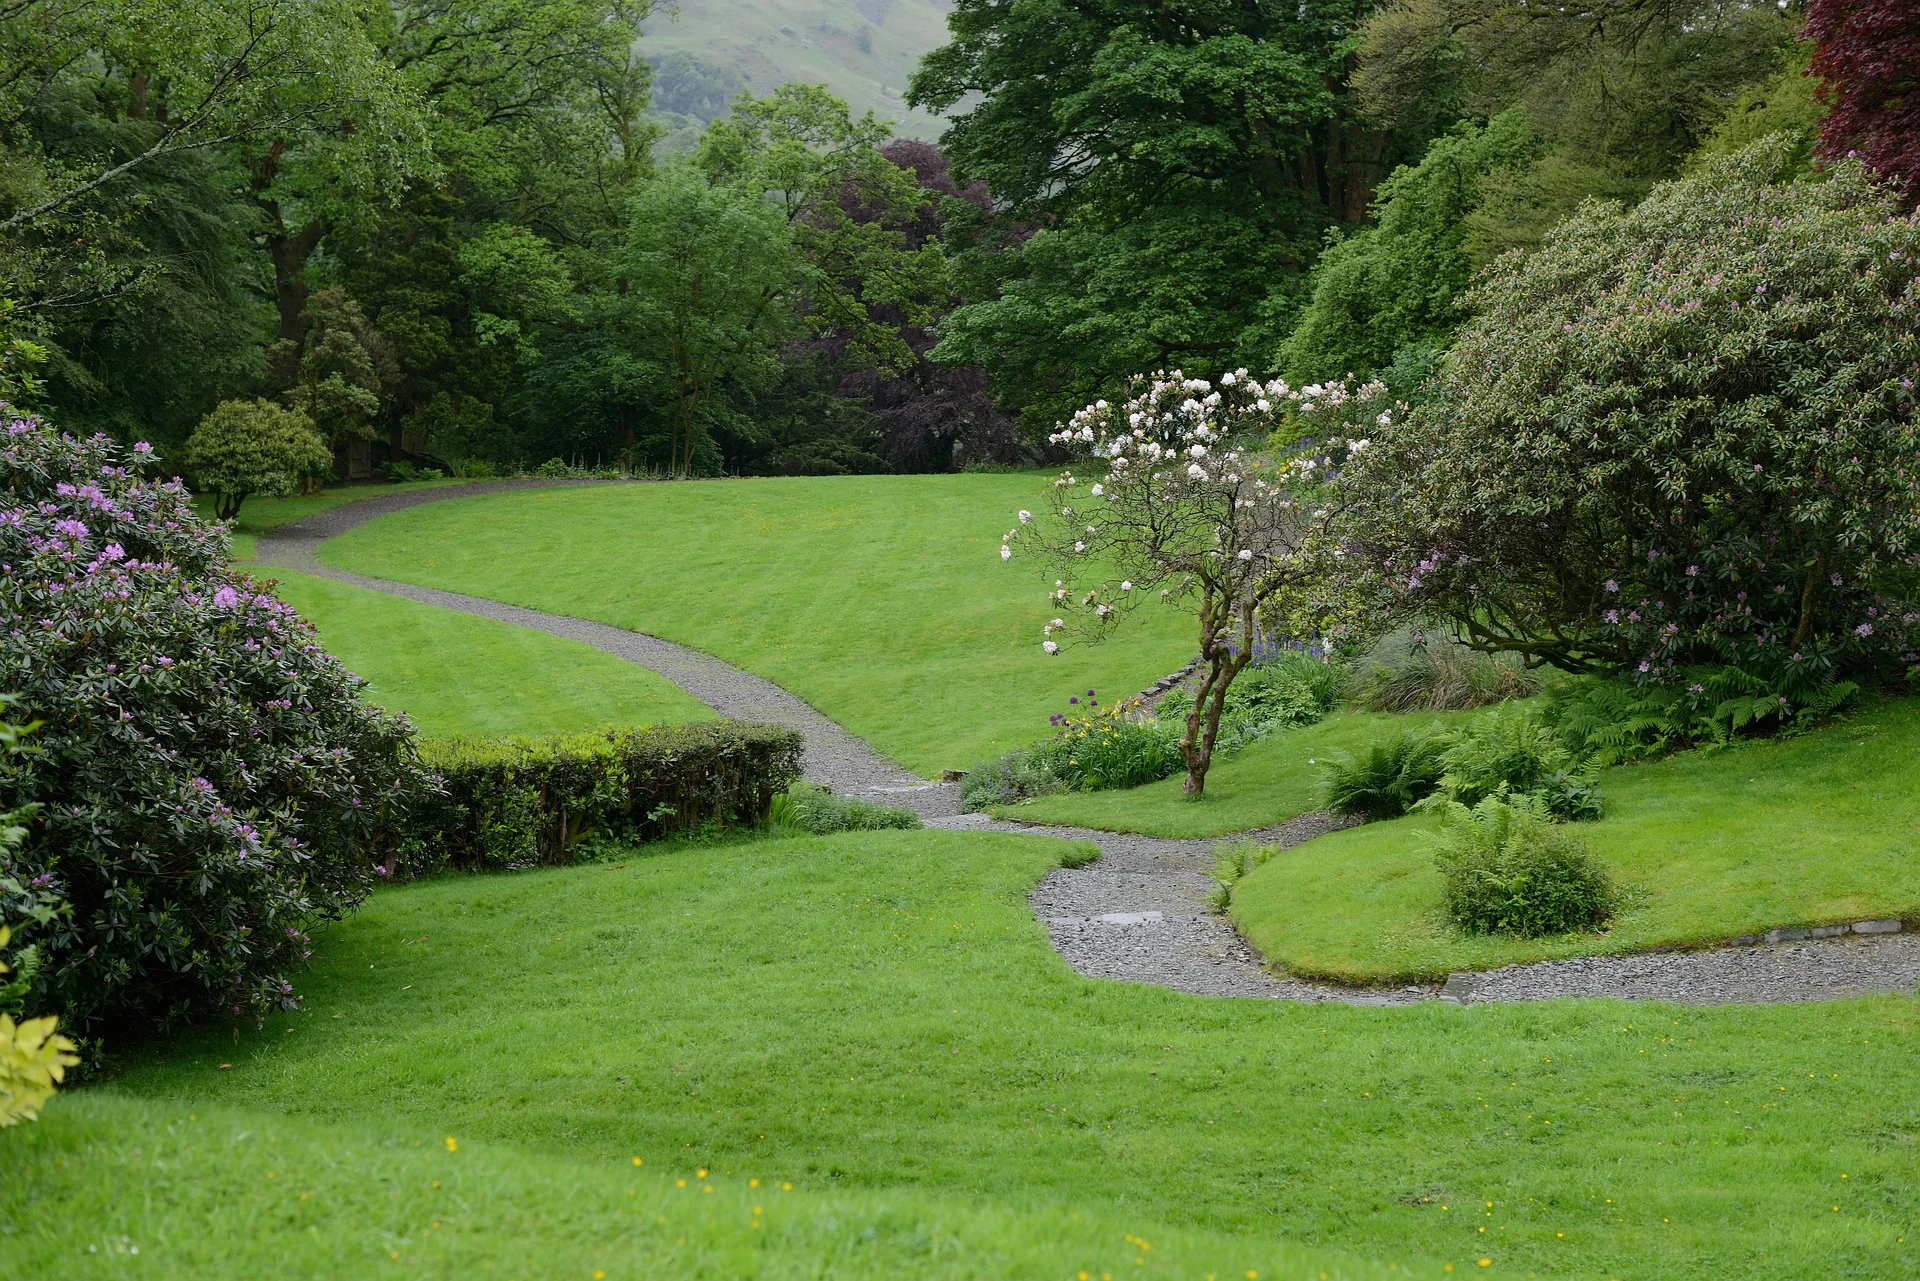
(1003, 369, 1376, 795)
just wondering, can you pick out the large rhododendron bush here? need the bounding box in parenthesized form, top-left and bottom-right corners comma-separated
(0, 414, 428, 1043)
(1344, 139, 1920, 694)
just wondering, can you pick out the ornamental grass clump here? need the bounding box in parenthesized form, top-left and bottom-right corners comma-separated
(770, 784, 921, 835)
(1360, 636, 1539, 712)
(0, 413, 431, 1042)
(1429, 795, 1618, 938)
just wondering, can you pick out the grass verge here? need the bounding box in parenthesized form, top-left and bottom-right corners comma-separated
(264, 567, 714, 739)
(6, 1092, 1402, 1280)
(12, 830, 1916, 1280)
(1232, 700, 1920, 981)
(196, 479, 467, 562)
(313, 476, 1194, 774)
(992, 709, 1476, 837)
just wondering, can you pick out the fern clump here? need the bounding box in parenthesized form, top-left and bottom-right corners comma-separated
(1322, 734, 1447, 820)
(1547, 667, 1860, 765)
(1435, 708, 1602, 820)
(1429, 795, 1618, 937)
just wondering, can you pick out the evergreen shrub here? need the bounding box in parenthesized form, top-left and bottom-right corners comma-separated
(0, 414, 429, 1039)
(1346, 140, 1920, 686)
(414, 722, 804, 870)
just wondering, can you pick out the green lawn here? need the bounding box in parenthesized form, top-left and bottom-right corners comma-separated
(996, 709, 1480, 837)
(8, 831, 1916, 1279)
(196, 479, 468, 561)
(315, 476, 1194, 774)
(1232, 699, 1920, 983)
(263, 568, 714, 739)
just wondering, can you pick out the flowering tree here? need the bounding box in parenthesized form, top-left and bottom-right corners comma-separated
(1005, 370, 1375, 796)
(1341, 140, 1920, 690)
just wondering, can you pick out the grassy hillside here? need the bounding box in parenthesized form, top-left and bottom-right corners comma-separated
(12, 830, 1916, 1278)
(316, 475, 1195, 775)
(642, 0, 952, 141)
(268, 568, 715, 739)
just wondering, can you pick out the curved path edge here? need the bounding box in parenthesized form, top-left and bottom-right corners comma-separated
(254, 481, 1920, 1008)
(251, 480, 958, 814)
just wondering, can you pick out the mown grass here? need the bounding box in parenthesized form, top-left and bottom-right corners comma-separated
(995, 709, 1478, 838)
(6, 1093, 1400, 1281)
(315, 477, 1194, 774)
(9, 831, 1917, 1279)
(195, 479, 467, 562)
(263, 568, 714, 739)
(1232, 700, 1920, 982)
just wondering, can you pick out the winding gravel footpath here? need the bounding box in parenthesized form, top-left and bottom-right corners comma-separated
(257, 481, 1920, 1007)
(252, 480, 959, 815)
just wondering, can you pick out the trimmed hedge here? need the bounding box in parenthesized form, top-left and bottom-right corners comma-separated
(410, 722, 804, 871)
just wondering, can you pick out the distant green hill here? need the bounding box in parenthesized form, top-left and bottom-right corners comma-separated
(641, 0, 952, 143)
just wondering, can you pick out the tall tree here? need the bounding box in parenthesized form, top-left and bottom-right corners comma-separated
(610, 164, 798, 475)
(1351, 0, 1796, 252)
(1807, 0, 1920, 197)
(909, 0, 1416, 430)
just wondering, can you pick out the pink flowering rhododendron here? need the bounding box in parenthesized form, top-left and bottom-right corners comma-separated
(0, 412, 433, 1041)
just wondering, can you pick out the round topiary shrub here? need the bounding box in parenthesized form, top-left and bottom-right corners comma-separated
(0, 412, 430, 1043)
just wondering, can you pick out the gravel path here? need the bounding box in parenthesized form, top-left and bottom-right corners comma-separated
(252, 480, 959, 816)
(259, 482, 1919, 1007)
(929, 811, 1920, 1007)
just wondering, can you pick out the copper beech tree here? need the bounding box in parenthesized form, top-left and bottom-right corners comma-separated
(1004, 370, 1384, 796)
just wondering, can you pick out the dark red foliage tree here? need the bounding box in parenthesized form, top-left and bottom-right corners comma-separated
(834, 141, 1021, 473)
(1807, 0, 1920, 196)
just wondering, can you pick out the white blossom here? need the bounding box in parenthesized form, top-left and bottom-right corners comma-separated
(1237, 549, 1253, 561)
(1018, 509, 1032, 524)
(1090, 484, 1103, 497)
(1043, 640, 1059, 654)
(1120, 581, 1132, 591)
(1000, 544, 1012, 561)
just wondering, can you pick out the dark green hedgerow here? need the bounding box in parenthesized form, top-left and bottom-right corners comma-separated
(410, 723, 804, 871)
